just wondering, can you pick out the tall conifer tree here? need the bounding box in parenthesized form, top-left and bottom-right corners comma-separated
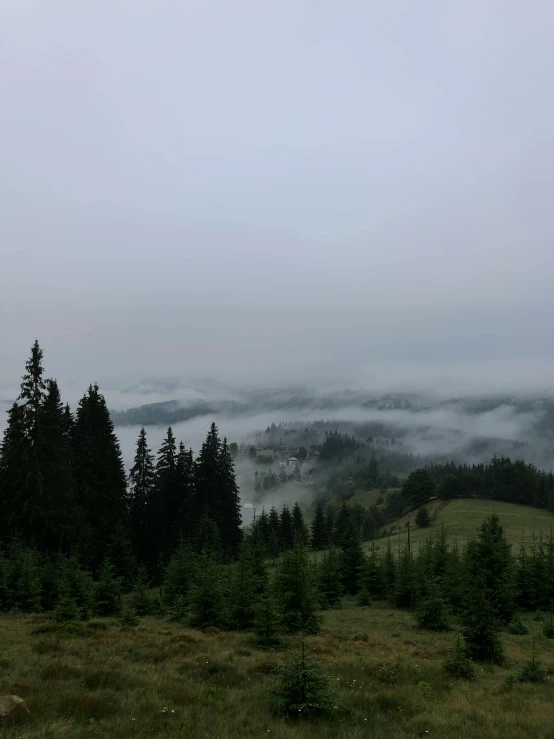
(128, 428, 156, 565)
(73, 383, 127, 569)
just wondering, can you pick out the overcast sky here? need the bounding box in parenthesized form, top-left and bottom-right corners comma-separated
(2, 1, 554, 394)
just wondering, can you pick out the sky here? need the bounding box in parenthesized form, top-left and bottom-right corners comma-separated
(2, 0, 554, 396)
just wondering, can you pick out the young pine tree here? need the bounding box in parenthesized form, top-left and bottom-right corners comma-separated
(274, 545, 321, 634)
(383, 538, 396, 597)
(292, 502, 310, 547)
(340, 527, 366, 596)
(254, 591, 283, 648)
(131, 564, 153, 616)
(416, 584, 450, 631)
(465, 514, 515, 624)
(415, 506, 431, 528)
(188, 551, 225, 628)
(317, 549, 343, 609)
(227, 539, 261, 630)
(310, 502, 328, 550)
(9, 545, 42, 612)
(272, 633, 336, 718)
(461, 572, 504, 664)
(334, 503, 353, 548)
(364, 542, 387, 599)
(93, 560, 121, 616)
(163, 542, 196, 611)
(279, 505, 295, 552)
(394, 547, 417, 608)
(55, 555, 93, 620)
(443, 632, 475, 679)
(519, 635, 547, 683)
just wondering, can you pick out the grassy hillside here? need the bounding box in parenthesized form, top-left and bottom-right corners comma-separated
(378, 498, 554, 552)
(1, 605, 554, 738)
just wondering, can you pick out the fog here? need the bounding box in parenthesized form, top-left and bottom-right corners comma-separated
(1, 1, 554, 389)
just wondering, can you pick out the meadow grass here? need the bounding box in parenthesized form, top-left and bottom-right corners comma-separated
(366, 498, 554, 553)
(1, 603, 553, 738)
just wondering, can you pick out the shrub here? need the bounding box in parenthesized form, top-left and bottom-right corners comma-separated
(378, 659, 400, 685)
(508, 616, 528, 635)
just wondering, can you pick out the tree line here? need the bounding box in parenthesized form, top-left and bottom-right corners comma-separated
(1, 509, 553, 673)
(0, 342, 242, 577)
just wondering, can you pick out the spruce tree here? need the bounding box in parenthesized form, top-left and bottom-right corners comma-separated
(310, 502, 328, 550)
(324, 506, 336, 547)
(19, 342, 47, 536)
(0, 343, 77, 551)
(163, 542, 195, 610)
(334, 503, 352, 548)
(188, 551, 224, 628)
(462, 572, 504, 664)
(254, 591, 283, 647)
(217, 438, 243, 555)
(151, 427, 177, 562)
(106, 522, 136, 592)
(8, 544, 42, 612)
(465, 514, 515, 623)
(394, 547, 417, 608)
(39, 379, 79, 551)
(173, 442, 195, 544)
(279, 504, 295, 552)
(340, 527, 366, 595)
(272, 634, 335, 718)
(194, 422, 221, 519)
(128, 428, 156, 566)
(227, 539, 260, 630)
(131, 564, 153, 616)
(415, 506, 431, 528)
(317, 549, 343, 609)
(416, 585, 450, 631)
(55, 555, 94, 620)
(0, 553, 11, 611)
(193, 510, 221, 556)
(383, 537, 397, 596)
(93, 560, 121, 616)
(292, 501, 309, 546)
(273, 545, 320, 634)
(268, 506, 281, 561)
(0, 403, 28, 543)
(364, 542, 387, 599)
(256, 507, 270, 549)
(73, 384, 127, 570)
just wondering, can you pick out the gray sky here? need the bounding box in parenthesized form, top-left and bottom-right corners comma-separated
(2, 1, 554, 393)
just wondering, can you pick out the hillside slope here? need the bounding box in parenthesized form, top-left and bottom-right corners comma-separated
(374, 498, 554, 551)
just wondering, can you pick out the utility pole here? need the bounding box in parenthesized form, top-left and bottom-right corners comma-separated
(407, 521, 411, 555)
